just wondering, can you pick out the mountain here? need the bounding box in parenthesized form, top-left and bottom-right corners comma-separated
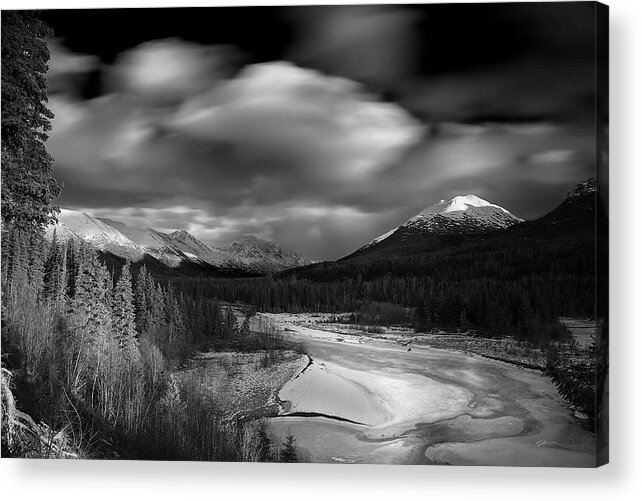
(278, 178, 601, 311)
(219, 236, 311, 274)
(496, 177, 601, 240)
(566, 177, 597, 200)
(46, 210, 143, 260)
(398, 193, 522, 234)
(346, 194, 523, 260)
(46, 209, 310, 275)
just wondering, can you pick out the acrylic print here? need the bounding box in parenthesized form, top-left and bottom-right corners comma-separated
(1, 2, 608, 466)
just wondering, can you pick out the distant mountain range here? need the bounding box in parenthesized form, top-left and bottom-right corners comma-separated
(45, 209, 311, 275)
(46, 179, 600, 278)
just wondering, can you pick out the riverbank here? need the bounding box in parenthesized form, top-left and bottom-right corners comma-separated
(258, 312, 595, 371)
(177, 349, 309, 421)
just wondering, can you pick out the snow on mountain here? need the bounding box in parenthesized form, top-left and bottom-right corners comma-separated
(404, 194, 523, 234)
(219, 236, 311, 273)
(87, 219, 195, 266)
(97, 218, 159, 247)
(360, 228, 397, 250)
(47, 209, 309, 274)
(168, 230, 214, 256)
(358, 194, 523, 251)
(416, 194, 513, 217)
(47, 209, 143, 260)
(142, 229, 208, 267)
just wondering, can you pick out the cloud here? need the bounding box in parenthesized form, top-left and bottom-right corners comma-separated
(108, 38, 243, 105)
(361, 121, 595, 222)
(48, 62, 424, 259)
(287, 5, 422, 92)
(401, 58, 595, 123)
(46, 39, 100, 96)
(49, 95, 87, 132)
(169, 62, 424, 180)
(266, 205, 407, 259)
(48, 44, 595, 261)
(528, 149, 577, 165)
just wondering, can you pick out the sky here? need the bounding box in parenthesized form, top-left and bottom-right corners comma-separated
(41, 3, 602, 261)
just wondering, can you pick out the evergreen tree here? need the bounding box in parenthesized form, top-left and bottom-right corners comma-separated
(68, 252, 112, 354)
(148, 283, 166, 333)
(1, 11, 62, 229)
(134, 265, 153, 333)
(64, 237, 79, 299)
(110, 261, 137, 352)
(164, 284, 186, 354)
(3, 225, 28, 299)
(3, 225, 48, 301)
(43, 230, 67, 305)
(256, 421, 272, 462)
(25, 229, 47, 293)
(280, 433, 298, 463)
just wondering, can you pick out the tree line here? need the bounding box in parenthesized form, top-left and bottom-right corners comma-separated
(172, 233, 595, 348)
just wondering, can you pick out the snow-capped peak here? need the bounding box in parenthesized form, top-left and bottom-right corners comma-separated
(218, 236, 311, 271)
(47, 209, 143, 259)
(418, 194, 512, 217)
(169, 229, 198, 242)
(357, 194, 523, 252)
(407, 193, 521, 228)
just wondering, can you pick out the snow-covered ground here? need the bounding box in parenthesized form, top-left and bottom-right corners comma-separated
(265, 312, 596, 466)
(259, 313, 367, 344)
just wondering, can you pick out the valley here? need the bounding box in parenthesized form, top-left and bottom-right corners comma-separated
(4, 179, 605, 462)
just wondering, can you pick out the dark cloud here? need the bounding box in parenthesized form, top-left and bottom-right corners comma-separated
(286, 5, 422, 93)
(46, 39, 100, 97)
(400, 58, 595, 123)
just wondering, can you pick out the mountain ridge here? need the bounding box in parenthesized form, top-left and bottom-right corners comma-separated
(46, 209, 310, 275)
(280, 178, 602, 281)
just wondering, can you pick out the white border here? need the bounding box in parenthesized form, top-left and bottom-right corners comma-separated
(2, 0, 641, 500)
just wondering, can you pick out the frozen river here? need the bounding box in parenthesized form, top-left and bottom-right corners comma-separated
(267, 318, 596, 466)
